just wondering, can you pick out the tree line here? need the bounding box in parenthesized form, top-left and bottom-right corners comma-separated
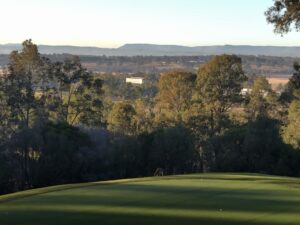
(1, 39, 300, 195)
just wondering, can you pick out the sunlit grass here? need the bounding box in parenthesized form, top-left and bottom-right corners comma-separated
(1, 173, 300, 225)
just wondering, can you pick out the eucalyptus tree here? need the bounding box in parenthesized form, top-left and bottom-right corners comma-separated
(196, 55, 246, 136)
(246, 76, 278, 120)
(0, 40, 51, 188)
(266, 0, 300, 34)
(155, 70, 196, 125)
(50, 56, 103, 126)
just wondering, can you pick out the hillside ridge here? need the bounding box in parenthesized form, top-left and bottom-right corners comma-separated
(2, 43, 300, 57)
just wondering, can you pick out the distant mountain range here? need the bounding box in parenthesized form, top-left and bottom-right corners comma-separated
(1, 43, 300, 57)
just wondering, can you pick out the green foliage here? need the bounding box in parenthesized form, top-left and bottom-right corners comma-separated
(213, 117, 294, 175)
(212, 126, 247, 172)
(1, 40, 50, 130)
(155, 70, 196, 124)
(197, 55, 246, 110)
(283, 99, 300, 149)
(290, 62, 300, 89)
(108, 102, 137, 135)
(133, 99, 154, 134)
(2, 39, 300, 196)
(0, 150, 19, 194)
(148, 126, 195, 174)
(265, 0, 300, 34)
(37, 123, 91, 186)
(0, 40, 53, 189)
(108, 125, 196, 177)
(246, 76, 279, 120)
(242, 117, 285, 173)
(284, 62, 300, 101)
(196, 55, 246, 136)
(50, 57, 103, 126)
(0, 40, 104, 192)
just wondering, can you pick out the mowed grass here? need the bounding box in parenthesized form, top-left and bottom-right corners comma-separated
(1, 173, 300, 225)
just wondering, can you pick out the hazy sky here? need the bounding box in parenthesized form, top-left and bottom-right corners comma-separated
(0, 0, 299, 47)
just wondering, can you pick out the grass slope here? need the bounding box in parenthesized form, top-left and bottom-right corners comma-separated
(1, 173, 300, 225)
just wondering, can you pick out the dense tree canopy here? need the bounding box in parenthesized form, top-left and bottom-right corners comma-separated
(196, 55, 246, 135)
(155, 70, 196, 124)
(0, 40, 104, 191)
(107, 102, 137, 135)
(246, 76, 278, 120)
(283, 99, 300, 149)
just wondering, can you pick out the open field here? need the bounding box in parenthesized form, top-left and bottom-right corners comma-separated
(267, 76, 291, 90)
(1, 173, 300, 225)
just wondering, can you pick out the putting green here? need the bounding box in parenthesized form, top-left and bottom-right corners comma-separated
(1, 173, 300, 225)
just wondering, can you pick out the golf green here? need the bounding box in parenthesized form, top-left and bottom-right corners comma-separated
(1, 173, 300, 225)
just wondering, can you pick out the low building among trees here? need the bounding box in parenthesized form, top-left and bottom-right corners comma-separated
(126, 77, 144, 84)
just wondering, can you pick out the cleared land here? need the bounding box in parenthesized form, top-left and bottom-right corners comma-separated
(267, 76, 290, 90)
(1, 173, 300, 225)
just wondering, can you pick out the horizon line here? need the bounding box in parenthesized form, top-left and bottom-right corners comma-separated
(2, 43, 300, 49)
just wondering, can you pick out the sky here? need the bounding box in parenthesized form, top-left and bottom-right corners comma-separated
(0, 0, 299, 47)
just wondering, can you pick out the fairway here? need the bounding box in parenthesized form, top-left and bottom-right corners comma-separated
(1, 174, 300, 225)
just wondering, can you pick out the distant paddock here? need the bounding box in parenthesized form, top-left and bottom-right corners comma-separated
(266, 76, 291, 90)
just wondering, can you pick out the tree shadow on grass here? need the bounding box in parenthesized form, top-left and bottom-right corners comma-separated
(0, 207, 299, 225)
(3, 182, 300, 217)
(1, 175, 300, 225)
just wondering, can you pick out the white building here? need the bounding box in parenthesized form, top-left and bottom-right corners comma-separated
(126, 77, 144, 85)
(241, 88, 252, 96)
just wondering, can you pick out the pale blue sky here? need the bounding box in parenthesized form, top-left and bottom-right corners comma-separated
(0, 0, 299, 47)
